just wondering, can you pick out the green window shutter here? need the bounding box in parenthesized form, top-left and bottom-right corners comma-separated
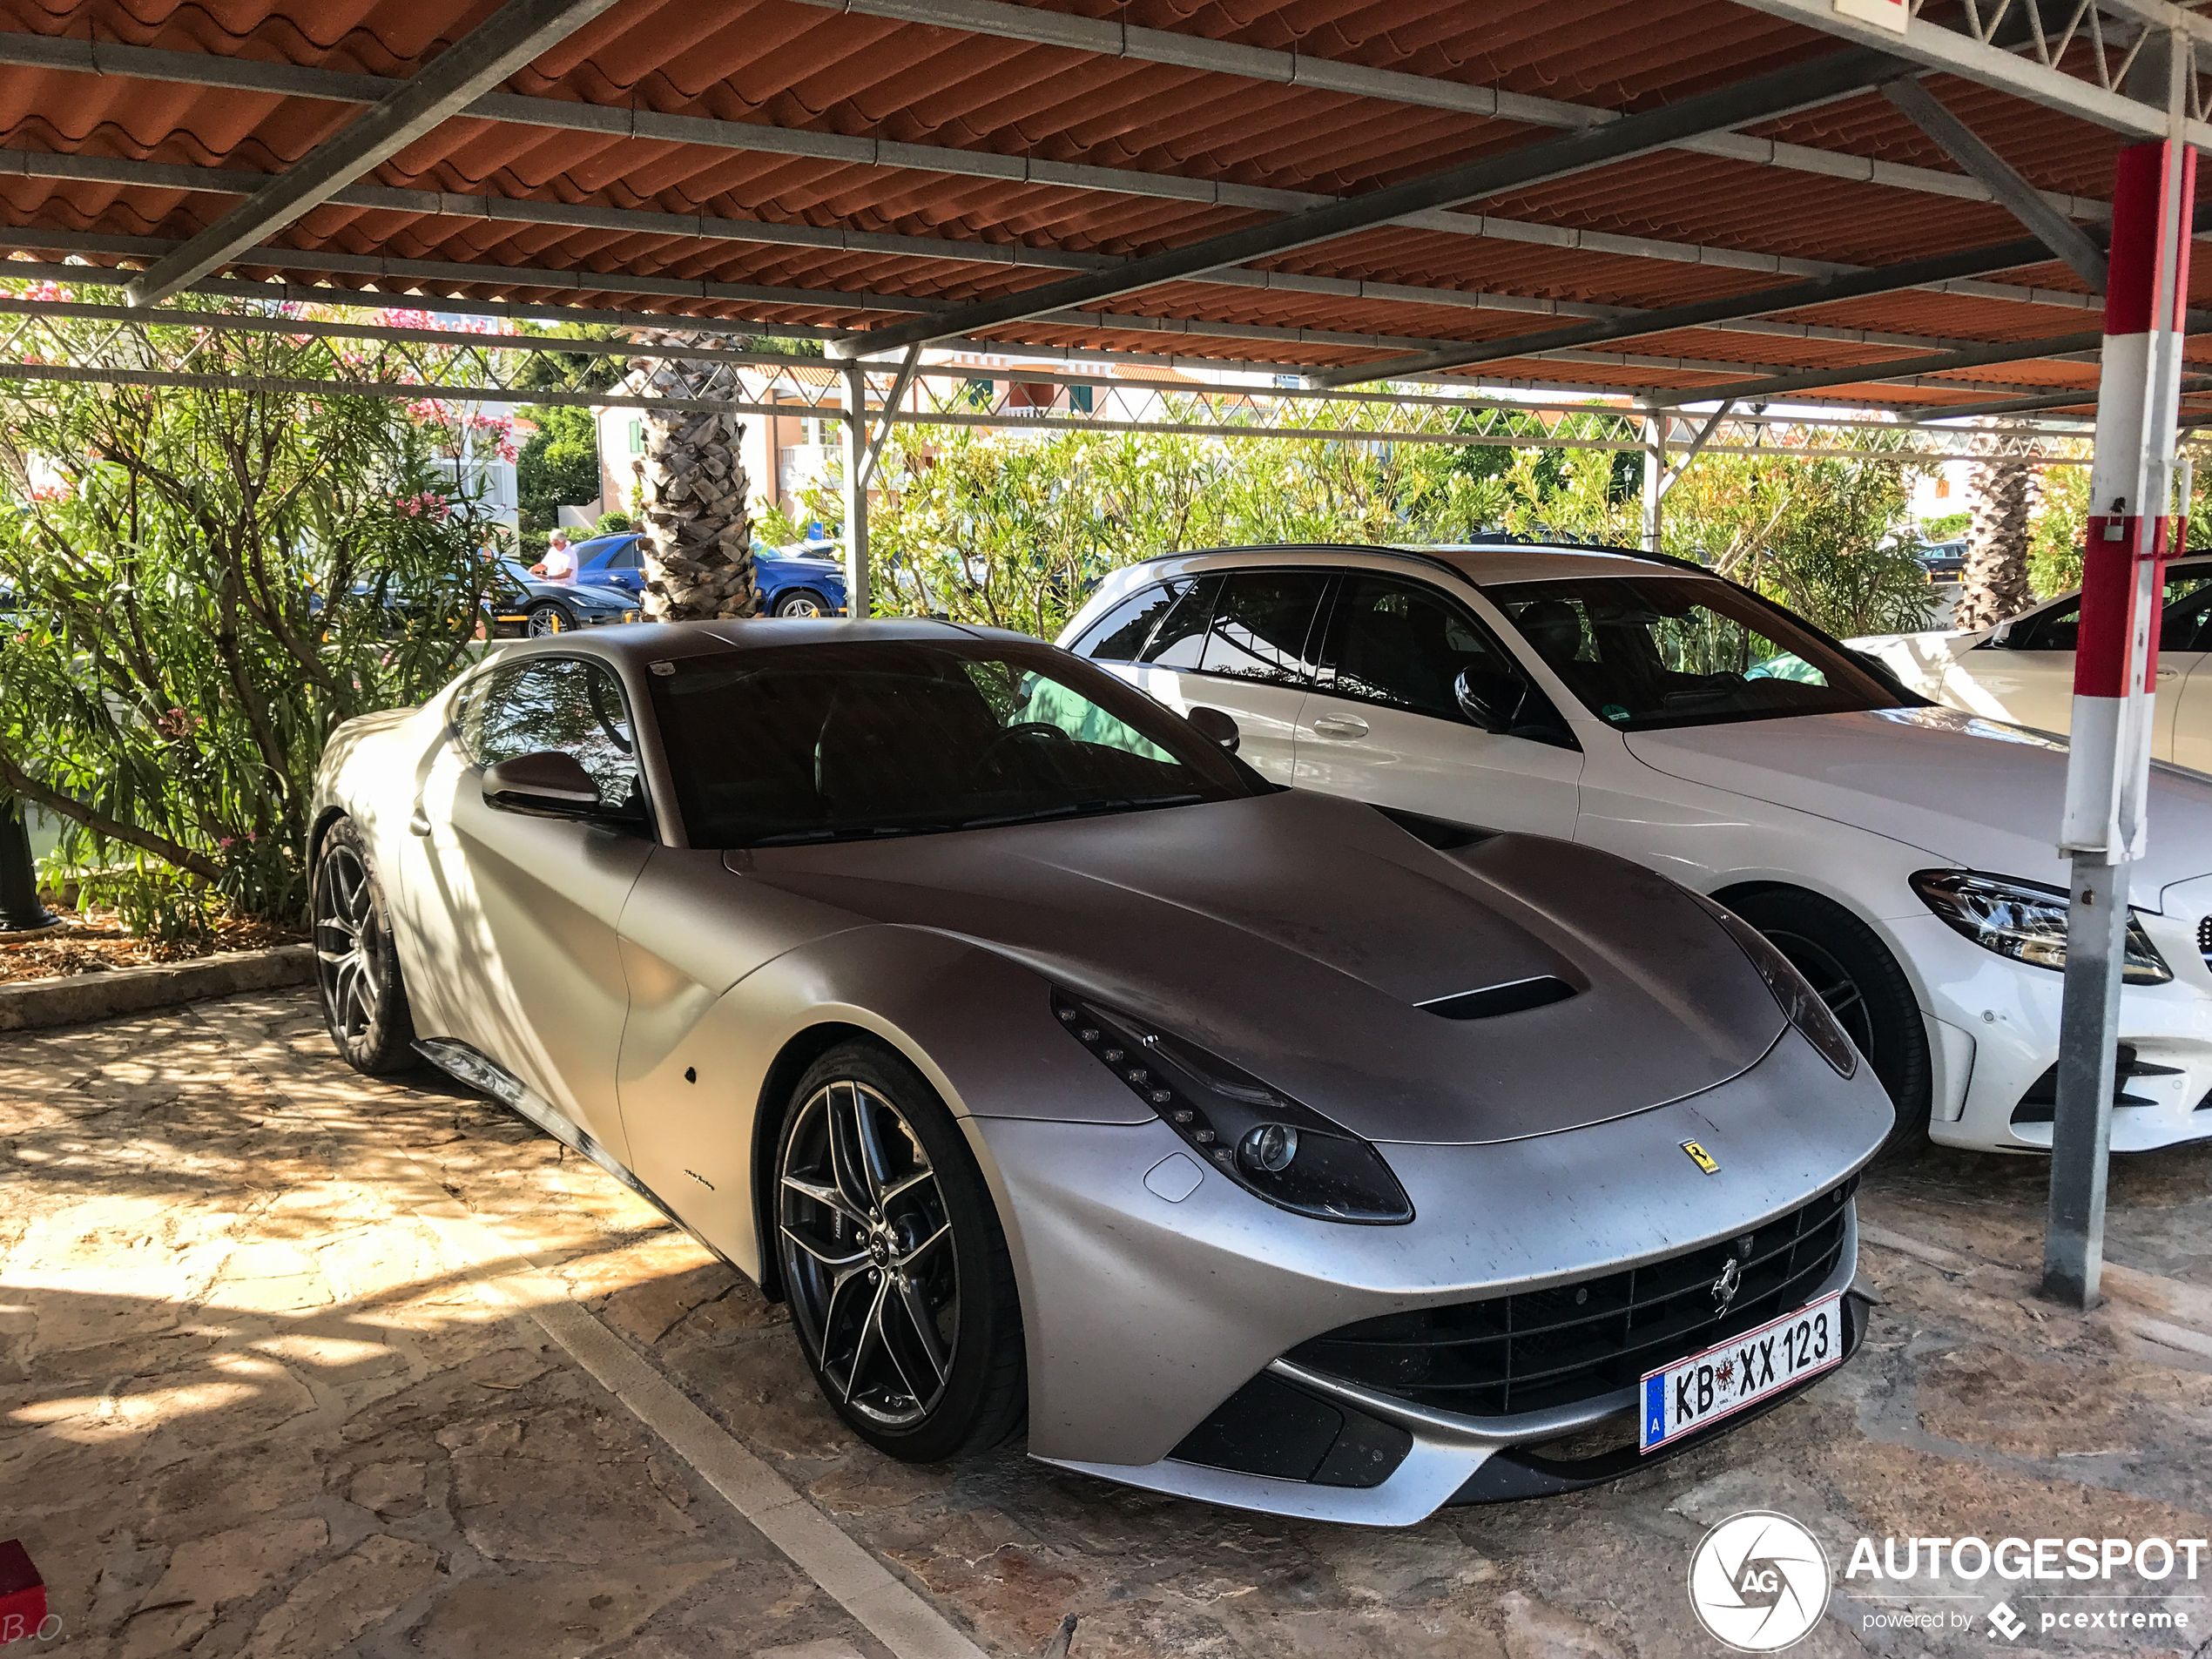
(628, 420, 644, 454)
(1070, 383, 1094, 414)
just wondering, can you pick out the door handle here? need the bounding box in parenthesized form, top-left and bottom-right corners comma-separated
(2158, 668, 2180, 681)
(1311, 713, 1370, 739)
(408, 801, 432, 836)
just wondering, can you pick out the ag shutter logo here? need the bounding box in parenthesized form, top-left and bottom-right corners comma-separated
(1689, 1511, 1833, 1652)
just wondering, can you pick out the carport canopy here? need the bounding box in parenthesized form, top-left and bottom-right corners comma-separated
(0, 0, 2197, 426)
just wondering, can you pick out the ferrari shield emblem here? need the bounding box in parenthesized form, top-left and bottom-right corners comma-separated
(1680, 1139, 1720, 1175)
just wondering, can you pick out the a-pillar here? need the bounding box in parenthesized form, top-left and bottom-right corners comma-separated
(2045, 101, 2196, 1307)
(1640, 401, 1665, 555)
(840, 362, 871, 619)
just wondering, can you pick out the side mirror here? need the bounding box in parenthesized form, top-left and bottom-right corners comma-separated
(482, 751, 604, 818)
(1453, 669, 1512, 733)
(1185, 705, 1240, 753)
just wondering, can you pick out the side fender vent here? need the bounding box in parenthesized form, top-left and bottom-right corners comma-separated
(1420, 975, 1576, 1021)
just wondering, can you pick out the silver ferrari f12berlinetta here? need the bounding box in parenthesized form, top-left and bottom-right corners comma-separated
(311, 619, 1892, 1525)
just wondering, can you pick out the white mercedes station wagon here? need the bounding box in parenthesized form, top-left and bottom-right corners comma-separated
(1057, 543, 2212, 1158)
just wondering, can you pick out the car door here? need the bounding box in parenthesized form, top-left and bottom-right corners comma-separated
(1109, 570, 1328, 784)
(414, 654, 656, 1164)
(1948, 595, 2082, 732)
(1296, 570, 1583, 837)
(2157, 571, 2212, 768)
(586, 536, 644, 597)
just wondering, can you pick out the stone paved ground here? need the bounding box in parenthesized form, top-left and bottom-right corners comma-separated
(6, 989, 2212, 1658)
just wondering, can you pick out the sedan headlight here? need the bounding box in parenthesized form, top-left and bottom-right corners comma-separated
(1052, 991, 1413, 1224)
(1696, 899, 1858, 1077)
(1911, 870, 2172, 986)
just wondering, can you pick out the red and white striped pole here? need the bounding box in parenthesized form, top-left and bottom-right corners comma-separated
(2047, 105, 2196, 1307)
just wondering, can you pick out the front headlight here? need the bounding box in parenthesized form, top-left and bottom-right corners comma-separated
(1052, 990, 1413, 1224)
(1911, 870, 2172, 986)
(1696, 898, 1858, 1077)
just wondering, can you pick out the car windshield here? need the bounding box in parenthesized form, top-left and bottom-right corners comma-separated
(1485, 575, 1898, 732)
(650, 637, 1260, 847)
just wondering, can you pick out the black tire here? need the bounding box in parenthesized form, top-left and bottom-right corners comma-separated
(772, 588, 830, 618)
(312, 819, 418, 1076)
(1722, 886, 1931, 1159)
(525, 600, 574, 636)
(774, 1041, 1026, 1461)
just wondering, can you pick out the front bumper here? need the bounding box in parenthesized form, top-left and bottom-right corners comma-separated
(1903, 909, 2212, 1154)
(964, 1024, 1889, 1526)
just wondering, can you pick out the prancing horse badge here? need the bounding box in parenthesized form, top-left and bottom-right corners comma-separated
(1680, 1139, 1720, 1175)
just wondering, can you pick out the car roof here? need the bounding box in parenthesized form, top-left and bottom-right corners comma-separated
(1116, 541, 1703, 588)
(482, 617, 1024, 675)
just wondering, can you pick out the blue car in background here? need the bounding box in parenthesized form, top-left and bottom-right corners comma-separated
(568, 533, 847, 617)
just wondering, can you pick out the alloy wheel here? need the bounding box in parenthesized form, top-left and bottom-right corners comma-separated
(314, 842, 381, 1042)
(528, 604, 569, 636)
(777, 594, 826, 618)
(778, 1080, 959, 1427)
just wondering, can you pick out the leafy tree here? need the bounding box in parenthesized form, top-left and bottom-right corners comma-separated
(786, 409, 1937, 643)
(516, 404, 603, 532)
(0, 314, 499, 923)
(509, 321, 627, 394)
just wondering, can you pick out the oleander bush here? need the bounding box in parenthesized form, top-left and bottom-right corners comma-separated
(0, 312, 502, 922)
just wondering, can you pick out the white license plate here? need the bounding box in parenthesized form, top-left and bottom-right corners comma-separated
(1640, 1292, 1843, 1453)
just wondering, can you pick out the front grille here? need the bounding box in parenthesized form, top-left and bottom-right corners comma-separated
(1285, 1180, 1855, 1418)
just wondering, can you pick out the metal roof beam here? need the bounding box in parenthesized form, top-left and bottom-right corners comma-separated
(8, 142, 2102, 319)
(832, 46, 1910, 358)
(0, 25, 2114, 227)
(0, 221, 2107, 398)
(1730, 0, 2212, 145)
(121, 0, 622, 307)
(1881, 78, 2109, 288)
(1307, 233, 2079, 387)
(1645, 330, 2105, 404)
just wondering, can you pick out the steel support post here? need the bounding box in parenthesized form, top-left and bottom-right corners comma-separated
(1640, 404, 1666, 554)
(840, 362, 871, 619)
(2045, 55, 2197, 1307)
(0, 794, 59, 934)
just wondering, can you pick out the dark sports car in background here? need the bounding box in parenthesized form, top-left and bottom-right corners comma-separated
(311, 621, 1889, 1524)
(486, 557, 640, 636)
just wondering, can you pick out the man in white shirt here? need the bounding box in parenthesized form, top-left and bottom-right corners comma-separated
(530, 529, 576, 580)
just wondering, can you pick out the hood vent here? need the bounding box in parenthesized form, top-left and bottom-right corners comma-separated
(1419, 975, 1575, 1022)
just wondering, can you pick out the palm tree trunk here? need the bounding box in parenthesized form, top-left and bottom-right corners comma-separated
(624, 333, 756, 622)
(1953, 421, 2041, 632)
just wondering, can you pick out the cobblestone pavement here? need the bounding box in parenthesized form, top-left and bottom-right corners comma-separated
(6, 989, 2212, 1657)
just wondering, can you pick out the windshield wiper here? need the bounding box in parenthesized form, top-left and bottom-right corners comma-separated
(957, 792, 1203, 830)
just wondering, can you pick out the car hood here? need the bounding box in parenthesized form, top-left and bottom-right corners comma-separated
(1622, 705, 2212, 902)
(732, 789, 1788, 1144)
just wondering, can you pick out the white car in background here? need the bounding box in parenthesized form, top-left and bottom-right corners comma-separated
(1058, 543, 2212, 1158)
(1851, 554, 2212, 771)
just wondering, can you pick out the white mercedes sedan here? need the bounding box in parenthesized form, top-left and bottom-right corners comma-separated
(1057, 543, 2212, 1159)
(1849, 554, 2212, 772)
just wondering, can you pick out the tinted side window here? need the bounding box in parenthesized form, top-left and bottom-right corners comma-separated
(1323, 576, 1520, 722)
(1197, 571, 1330, 686)
(468, 658, 641, 807)
(2005, 599, 2080, 651)
(1072, 579, 1184, 661)
(1138, 573, 1223, 669)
